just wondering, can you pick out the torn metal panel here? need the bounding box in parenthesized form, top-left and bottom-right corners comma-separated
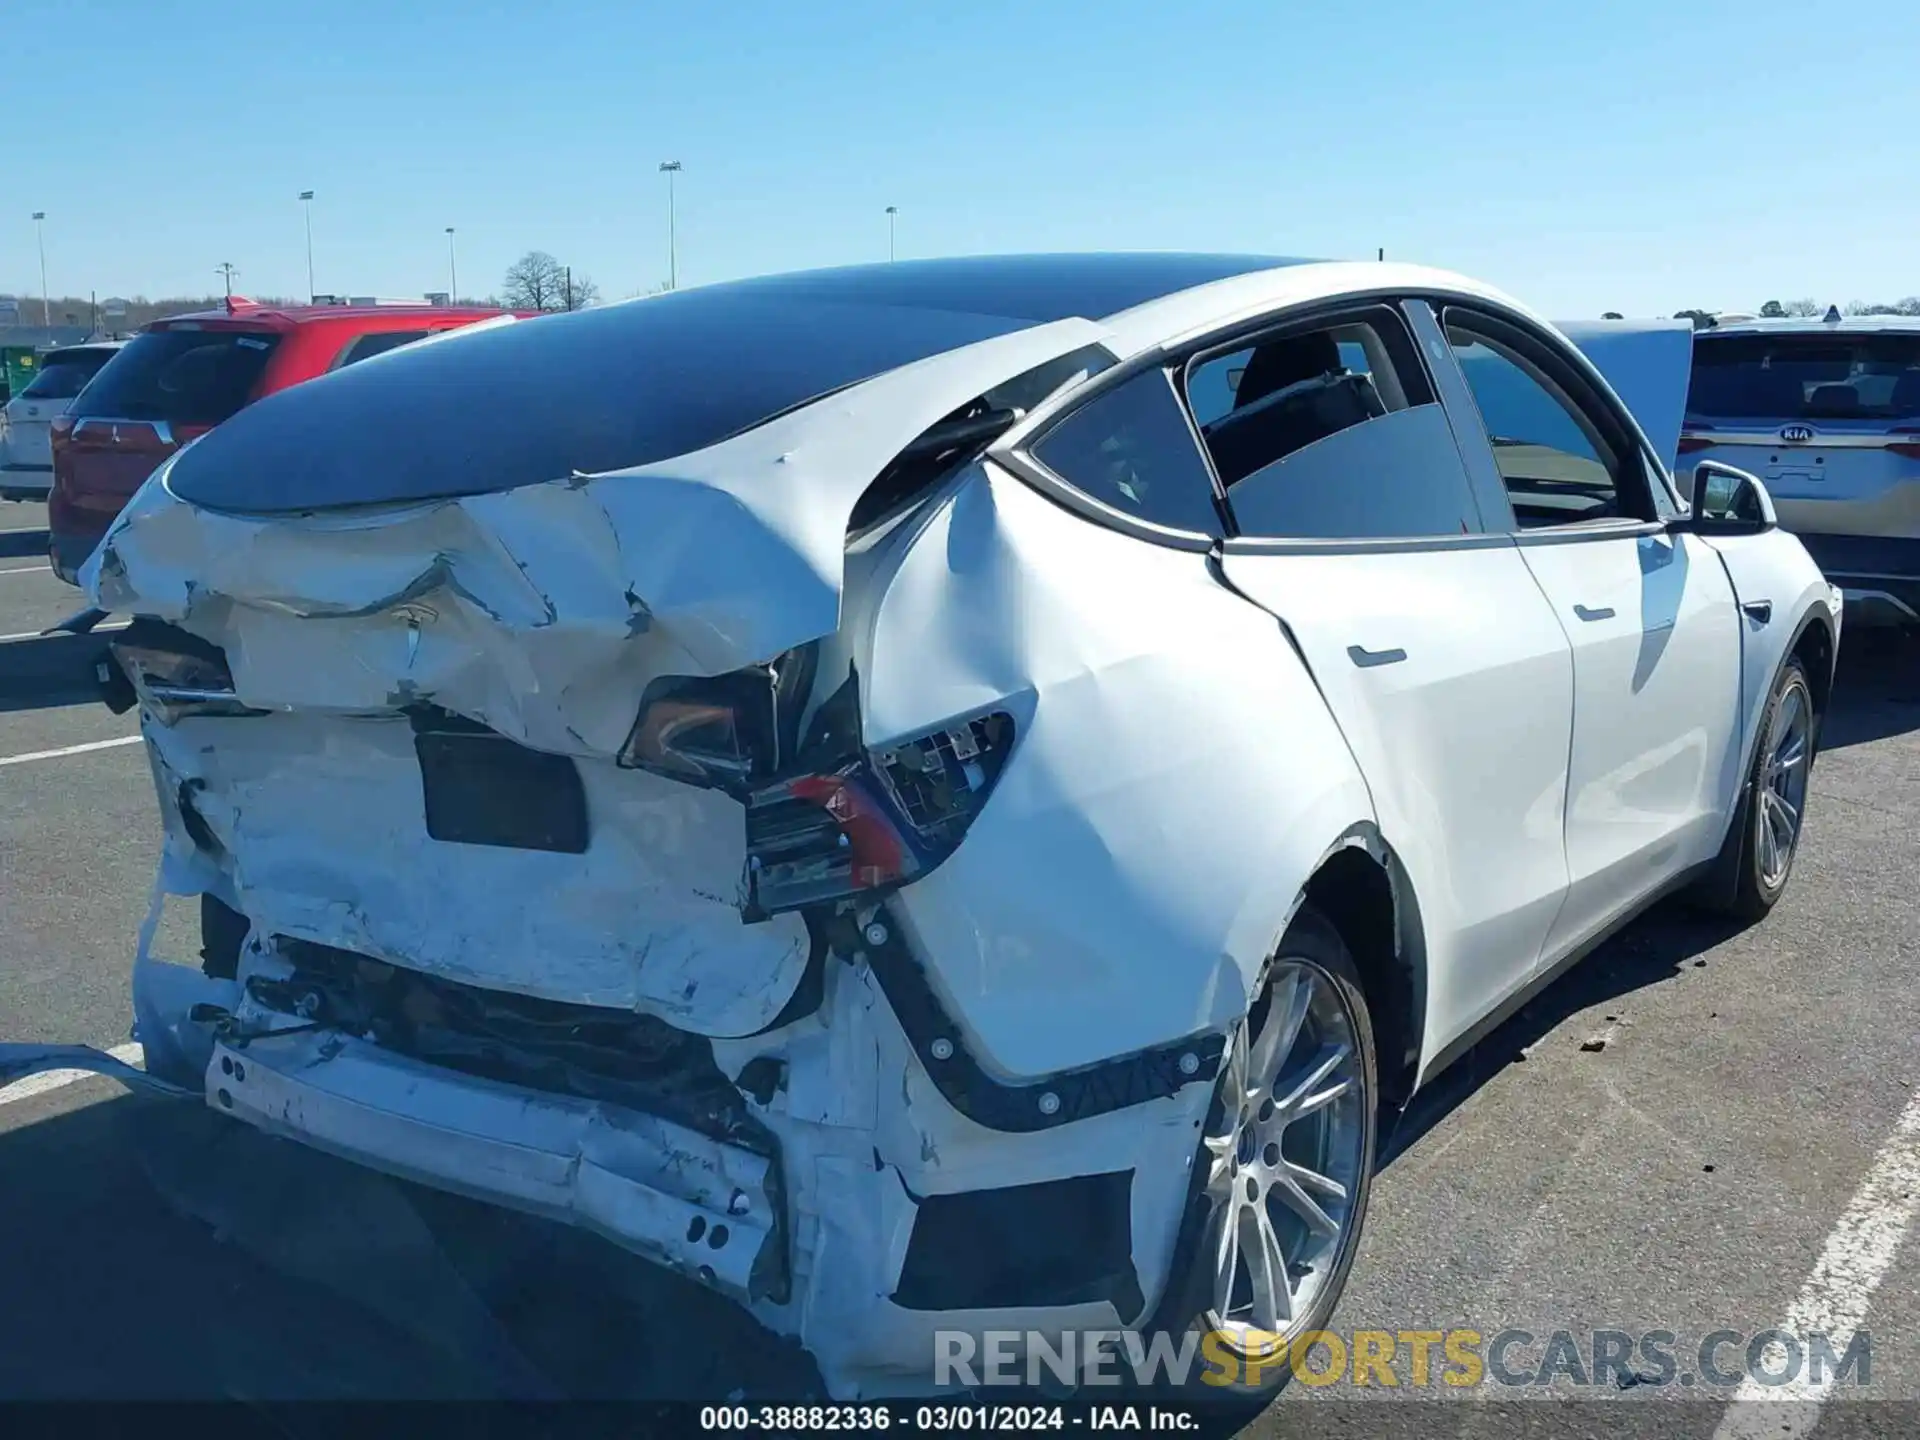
(208, 1031, 781, 1305)
(142, 710, 811, 1033)
(85, 318, 1112, 760)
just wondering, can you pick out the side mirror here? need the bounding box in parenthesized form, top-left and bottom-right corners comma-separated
(1687, 460, 1777, 532)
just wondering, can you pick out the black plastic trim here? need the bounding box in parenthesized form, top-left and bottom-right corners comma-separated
(892, 1170, 1142, 1315)
(856, 912, 1223, 1133)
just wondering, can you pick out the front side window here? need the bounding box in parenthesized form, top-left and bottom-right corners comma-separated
(1446, 317, 1638, 528)
(1186, 311, 1480, 540)
(1029, 368, 1224, 535)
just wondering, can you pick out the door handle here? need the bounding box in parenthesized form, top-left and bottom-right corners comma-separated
(1573, 604, 1615, 622)
(1348, 644, 1408, 668)
(1741, 600, 1773, 625)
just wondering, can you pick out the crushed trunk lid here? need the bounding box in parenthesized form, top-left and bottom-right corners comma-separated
(88, 316, 1112, 756)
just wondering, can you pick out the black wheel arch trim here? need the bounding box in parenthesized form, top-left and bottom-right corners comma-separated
(850, 907, 1225, 1134)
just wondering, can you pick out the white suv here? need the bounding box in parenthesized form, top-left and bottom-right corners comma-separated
(0, 341, 125, 501)
(1680, 313, 1920, 626)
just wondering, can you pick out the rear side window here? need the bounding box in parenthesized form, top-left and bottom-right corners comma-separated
(75, 329, 280, 426)
(1186, 310, 1479, 539)
(1689, 334, 1920, 422)
(20, 351, 113, 401)
(331, 330, 432, 370)
(1029, 368, 1224, 536)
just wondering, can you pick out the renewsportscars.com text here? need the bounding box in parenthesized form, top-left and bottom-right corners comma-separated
(934, 1327, 1871, 1390)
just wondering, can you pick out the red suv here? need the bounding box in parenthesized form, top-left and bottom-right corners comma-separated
(48, 298, 522, 583)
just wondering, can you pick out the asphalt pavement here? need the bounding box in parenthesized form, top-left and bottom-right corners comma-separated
(2, 495, 1916, 1438)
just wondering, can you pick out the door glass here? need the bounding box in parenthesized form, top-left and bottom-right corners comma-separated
(1447, 325, 1625, 527)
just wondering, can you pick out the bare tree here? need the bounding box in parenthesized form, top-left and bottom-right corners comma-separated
(1845, 298, 1920, 316)
(501, 251, 601, 312)
(1781, 299, 1822, 317)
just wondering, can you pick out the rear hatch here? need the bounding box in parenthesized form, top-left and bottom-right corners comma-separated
(89, 305, 1111, 1033)
(1679, 330, 1920, 557)
(1, 345, 119, 471)
(51, 324, 280, 539)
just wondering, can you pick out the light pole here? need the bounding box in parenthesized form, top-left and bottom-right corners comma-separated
(216, 262, 239, 301)
(299, 191, 315, 300)
(659, 160, 682, 290)
(445, 227, 458, 303)
(886, 206, 898, 262)
(31, 212, 49, 328)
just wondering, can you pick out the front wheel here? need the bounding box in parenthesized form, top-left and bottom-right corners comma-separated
(1147, 904, 1377, 1403)
(1708, 656, 1816, 922)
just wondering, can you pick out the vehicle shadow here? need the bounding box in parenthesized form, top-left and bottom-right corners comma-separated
(1379, 905, 1745, 1168)
(1821, 625, 1920, 751)
(0, 527, 48, 560)
(0, 1086, 823, 1404)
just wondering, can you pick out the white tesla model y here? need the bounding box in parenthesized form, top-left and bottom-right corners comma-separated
(5, 254, 1841, 1400)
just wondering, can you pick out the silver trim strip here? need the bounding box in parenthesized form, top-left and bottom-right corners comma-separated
(1680, 430, 1918, 451)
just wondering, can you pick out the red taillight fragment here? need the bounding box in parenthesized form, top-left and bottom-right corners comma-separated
(1676, 437, 1715, 455)
(1888, 443, 1920, 460)
(785, 774, 913, 889)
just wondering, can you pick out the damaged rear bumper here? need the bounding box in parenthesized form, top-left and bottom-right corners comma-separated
(205, 1029, 785, 1306)
(99, 908, 1216, 1399)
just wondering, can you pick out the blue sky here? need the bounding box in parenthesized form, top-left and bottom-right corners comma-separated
(4, 0, 1913, 316)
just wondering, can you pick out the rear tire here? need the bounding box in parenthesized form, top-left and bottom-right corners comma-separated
(1146, 904, 1377, 1404)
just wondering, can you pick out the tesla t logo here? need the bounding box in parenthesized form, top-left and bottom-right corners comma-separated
(1780, 425, 1815, 444)
(395, 603, 437, 668)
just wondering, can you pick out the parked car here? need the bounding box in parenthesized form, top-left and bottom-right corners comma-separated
(1679, 313, 1920, 627)
(0, 341, 126, 501)
(5, 255, 1841, 1401)
(45, 298, 523, 581)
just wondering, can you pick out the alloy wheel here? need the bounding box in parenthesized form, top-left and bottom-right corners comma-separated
(1201, 958, 1369, 1348)
(1759, 676, 1812, 889)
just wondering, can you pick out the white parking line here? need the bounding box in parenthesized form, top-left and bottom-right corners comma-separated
(0, 1042, 145, 1108)
(1714, 1089, 1920, 1438)
(0, 563, 51, 577)
(0, 735, 143, 767)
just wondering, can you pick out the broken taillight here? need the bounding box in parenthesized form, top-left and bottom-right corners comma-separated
(616, 670, 779, 791)
(744, 712, 1015, 918)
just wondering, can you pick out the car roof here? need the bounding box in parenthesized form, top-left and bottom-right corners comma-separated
(691, 252, 1315, 322)
(42, 340, 128, 356)
(165, 252, 1544, 516)
(1701, 316, 1920, 338)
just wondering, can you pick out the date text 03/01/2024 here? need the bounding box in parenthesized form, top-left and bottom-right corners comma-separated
(698, 1402, 1201, 1431)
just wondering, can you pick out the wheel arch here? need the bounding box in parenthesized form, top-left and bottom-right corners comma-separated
(1280, 824, 1428, 1117)
(1787, 604, 1836, 744)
